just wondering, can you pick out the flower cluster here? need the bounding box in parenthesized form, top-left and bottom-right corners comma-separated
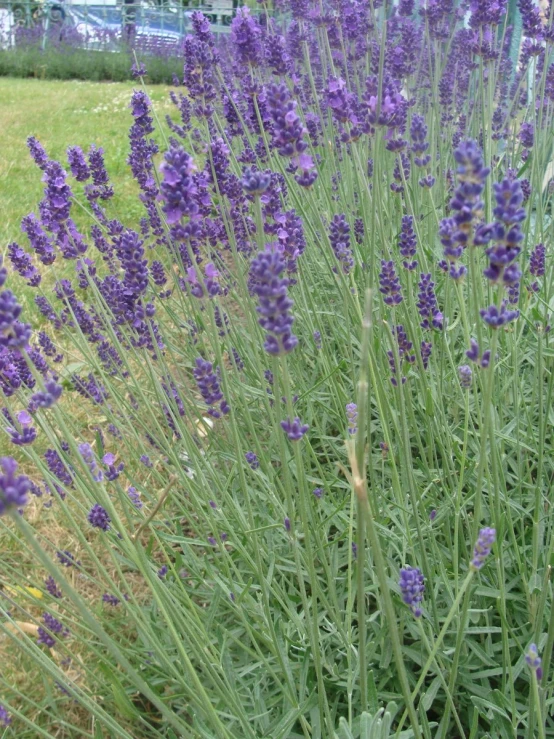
(399, 566, 425, 617)
(193, 358, 230, 418)
(249, 247, 298, 355)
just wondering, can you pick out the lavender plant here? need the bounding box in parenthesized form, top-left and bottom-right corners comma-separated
(1, 2, 554, 737)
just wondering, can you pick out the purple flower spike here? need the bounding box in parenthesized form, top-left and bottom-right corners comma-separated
(379, 260, 403, 305)
(329, 215, 354, 275)
(458, 365, 473, 388)
(529, 243, 545, 291)
(284, 517, 291, 532)
(37, 612, 69, 647)
(193, 358, 229, 418)
(67, 146, 90, 182)
(160, 142, 199, 224)
(0, 457, 31, 515)
(7, 242, 41, 287)
(78, 443, 103, 482)
(45, 576, 62, 599)
(87, 503, 111, 531)
(519, 122, 534, 149)
(0, 290, 32, 349)
(230, 7, 262, 67)
(280, 417, 309, 441)
(128, 487, 143, 509)
(399, 216, 417, 270)
(525, 643, 543, 680)
(471, 527, 496, 570)
(313, 487, 324, 499)
(417, 274, 443, 330)
(399, 566, 425, 617)
(27, 136, 48, 170)
(0, 705, 10, 727)
(249, 247, 298, 355)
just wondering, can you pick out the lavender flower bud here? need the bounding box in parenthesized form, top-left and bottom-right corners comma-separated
(525, 643, 543, 680)
(399, 566, 425, 617)
(471, 527, 496, 570)
(458, 365, 473, 388)
(245, 452, 259, 469)
(346, 403, 358, 435)
(87, 503, 111, 531)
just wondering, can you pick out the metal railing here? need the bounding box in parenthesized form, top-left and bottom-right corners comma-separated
(0, 0, 248, 52)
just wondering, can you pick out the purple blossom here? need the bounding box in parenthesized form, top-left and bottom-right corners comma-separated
(158, 565, 168, 578)
(78, 443, 103, 482)
(313, 487, 324, 499)
(27, 136, 48, 170)
(131, 62, 147, 79)
(249, 247, 298, 355)
(102, 453, 124, 482)
(280, 417, 309, 441)
(5, 409, 37, 446)
(0, 290, 32, 349)
(420, 341, 432, 369)
(193, 358, 229, 418)
(127, 486, 143, 509)
(102, 593, 120, 606)
(67, 146, 90, 182)
(398, 216, 417, 270)
(241, 167, 271, 196)
(471, 527, 496, 570)
(417, 274, 443, 329)
(480, 302, 519, 328)
(160, 142, 198, 224)
(28, 381, 62, 412)
(37, 612, 69, 647)
(379, 260, 403, 305)
(45, 576, 62, 599)
(284, 517, 291, 532)
(410, 114, 430, 161)
(0, 457, 31, 515)
(87, 503, 111, 531)
(0, 705, 10, 728)
(7, 242, 41, 287)
(329, 215, 354, 274)
(230, 7, 263, 67)
(56, 550, 80, 567)
(245, 452, 259, 469)
(519, 122, 534, 149)
(399, 566, 425, 617)
(458, 365, 473, 388)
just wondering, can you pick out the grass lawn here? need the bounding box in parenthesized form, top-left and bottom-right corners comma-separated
(0, 77, 174, 251)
